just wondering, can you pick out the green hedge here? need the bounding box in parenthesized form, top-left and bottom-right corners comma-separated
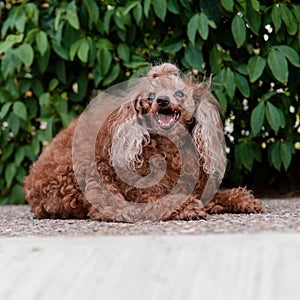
(0, 0, 299, 204)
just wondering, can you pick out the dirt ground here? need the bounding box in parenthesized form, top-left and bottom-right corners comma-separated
(0, 198, 299, 236)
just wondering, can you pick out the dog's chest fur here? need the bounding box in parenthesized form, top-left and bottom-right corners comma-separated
(97, 133, 199, 203)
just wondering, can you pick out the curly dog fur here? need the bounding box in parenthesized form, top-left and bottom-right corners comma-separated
(23, 63, 264, 221)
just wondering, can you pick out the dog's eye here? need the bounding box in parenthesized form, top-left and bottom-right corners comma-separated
(147, 92, 156, 101)
(175, 90, 184, 97)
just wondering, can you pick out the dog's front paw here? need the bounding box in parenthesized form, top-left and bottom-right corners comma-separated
(204, 187, 265, 214)
(236, 198, 264, 214)
(204, 201, 227, 214)
(171, 207, 208, 221)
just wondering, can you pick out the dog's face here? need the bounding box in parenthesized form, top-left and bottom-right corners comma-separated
(109, 63, 226, 183)
(134, 79, 196, 131)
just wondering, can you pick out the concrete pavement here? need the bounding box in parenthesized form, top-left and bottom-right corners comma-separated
(1, 233, 300, 300)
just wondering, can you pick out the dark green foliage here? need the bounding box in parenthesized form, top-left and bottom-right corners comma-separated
(0, 0, 299, 203)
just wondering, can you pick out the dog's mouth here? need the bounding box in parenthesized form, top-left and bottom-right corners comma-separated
(154, 108, 181, 130)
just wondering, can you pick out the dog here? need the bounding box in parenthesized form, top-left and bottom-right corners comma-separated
(23, 63, 264, 222)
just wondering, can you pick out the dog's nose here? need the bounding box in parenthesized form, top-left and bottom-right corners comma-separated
(157, 96, 170, 107)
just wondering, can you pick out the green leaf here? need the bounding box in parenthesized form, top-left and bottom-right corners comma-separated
(25, 29, 40, 45)
(269, 142, 281, 171)
(83, 0, 99, 23)
(5, 33, 24, 44)
(235, 73, 250, 97)
(251, 0, 260, 12)
(9, 112, 20, 136)
(26, 2, 39, 25)
(0, 102, 12, 119)
(153, 0, 167, 21)
(96, 38, 115, 50)
(247, 56, 266, 82)
(49, 79, 59, 91)
(280, 4, 298, 35)
(280, 142, 292, 170)
(271, 5, 282, 33)
(0, 88, 12, 103)
(144, 0, 151, 18)
(123, 1, 139, 16)
(103, 64, 121, 86)
(11, 184, 25, 204)
(36, 31, 48, 56)
(15, 44, 34, 67)
(198, 12, 209, 40)
(266, 101, 280, 133)
(187, 14, 199, 45)
(15, 7, 26, 32)
(15, 147, 25, 166)
(39, 92, 51, 107)
(0, 41, 14, 54)
(245, 4, 261, 35)
(133, 3, 143, 24)
(37, 46, 50, 74)
(69, 40, 81, 61)
(294, 5, 300, 23)
(159, 38, 184, 53)
(275, 45, 300, 67)
(32, 79, 44, 97)
(220, 0, 234, 12)
(103, 10, 113, 34)
(87, 37, 96, 65)
(167, 0, 179, 14)
(92, 67, 102, 86)
(232, 15, 246, 48)
(209, 46, 223, 73)
(123, 61, 148, 69)
(1, 144, 14, 161)
(52, 41, 69, 60)
(117, 43, 130, 62)
(77, 39, 89, 63)
(5, 163, 16, 189)
(66, 1, 80, 30)
(251, 101, 265, 134)
(55, 59, 67, 84)
(201, 0, 220, 28)
(223, 68, 235, 98)
(261, 91, 276, 102)
(183, 45, 203, 71)
(214, 88, 227, 112)
(1, 50, 22, 79)
(267, 49, 288, 83)
(13, 101, 27, 121)
(97, 48, 112, 76)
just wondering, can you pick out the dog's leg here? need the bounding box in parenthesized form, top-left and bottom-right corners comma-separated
(204, 187, 264, 214)
(169, 196, 208, 221)
(87, 184, 155, 222)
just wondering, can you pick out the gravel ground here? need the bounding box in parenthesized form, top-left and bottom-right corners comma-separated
(0, 199, 299, 236)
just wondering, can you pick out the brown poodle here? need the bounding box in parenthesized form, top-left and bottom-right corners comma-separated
(23, 63, 264, 222)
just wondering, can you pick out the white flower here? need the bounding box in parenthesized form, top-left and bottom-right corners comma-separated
(40, 121, 48, 130)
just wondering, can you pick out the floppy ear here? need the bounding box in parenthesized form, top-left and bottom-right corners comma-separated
(109, 101, 150, 171)
(192, 88, 226, 183)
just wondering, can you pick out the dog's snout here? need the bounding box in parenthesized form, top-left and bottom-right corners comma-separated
(157, 96, 170, 107)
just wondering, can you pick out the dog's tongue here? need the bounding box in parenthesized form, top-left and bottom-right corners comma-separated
(159, 114, 173, 126)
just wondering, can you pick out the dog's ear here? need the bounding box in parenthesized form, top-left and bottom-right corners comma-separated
(109, 101, 150, 171)
(192, 88, 226, 182)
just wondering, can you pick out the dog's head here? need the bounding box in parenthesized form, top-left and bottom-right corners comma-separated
(134, 72, 195, 131)
(110, 63, 226, 181)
